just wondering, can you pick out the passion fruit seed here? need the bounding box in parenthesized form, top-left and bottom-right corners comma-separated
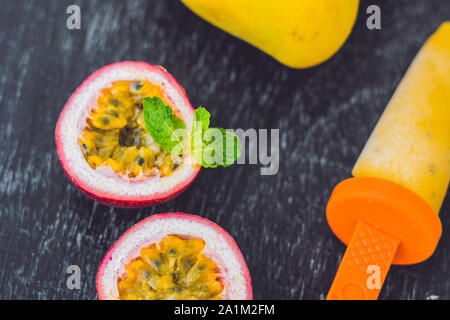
(79, 80, 183, 179)
(118, 235, 224, 300)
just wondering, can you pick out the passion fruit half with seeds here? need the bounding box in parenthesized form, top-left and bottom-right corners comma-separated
(96, 213, 252, 300)
(55, 62, 201, 207)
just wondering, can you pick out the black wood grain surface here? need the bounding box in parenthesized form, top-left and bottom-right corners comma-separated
(0, 0, 449, 300)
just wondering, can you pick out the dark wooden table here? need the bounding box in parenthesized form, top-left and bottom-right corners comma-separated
(0, 0, 449, 300)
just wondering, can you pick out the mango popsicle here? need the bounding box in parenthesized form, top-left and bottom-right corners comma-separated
(353, 22, 450, 213)
(326, 23, 450, 300)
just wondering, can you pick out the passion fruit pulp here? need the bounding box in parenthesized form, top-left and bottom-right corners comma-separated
(79, 80, 182, 179)
(96, 213, 252, 300)
(118, 235, 224, 300)
(55, 62, 201, 207)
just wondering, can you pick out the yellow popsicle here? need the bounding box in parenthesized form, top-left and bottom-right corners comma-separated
(353, 22, 450, 213)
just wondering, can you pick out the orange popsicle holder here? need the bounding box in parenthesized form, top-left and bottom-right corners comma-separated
(326, 177, 442, 300)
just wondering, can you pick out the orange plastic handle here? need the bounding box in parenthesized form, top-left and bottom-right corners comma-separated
(327, 221, 400, 300)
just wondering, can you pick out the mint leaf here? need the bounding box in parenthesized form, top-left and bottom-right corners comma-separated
(220, 128, 242, 167)
(143, 97, 186, 154)
(191, 107, 210, 163)
(193, 107, 210, 133)
(190, 108, 242, 168)
(200, 128, 242, 168)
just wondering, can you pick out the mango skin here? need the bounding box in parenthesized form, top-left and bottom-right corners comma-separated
(181, 0, 359, 69)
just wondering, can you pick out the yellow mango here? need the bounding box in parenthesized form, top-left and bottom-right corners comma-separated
(181, 0, 359, 68)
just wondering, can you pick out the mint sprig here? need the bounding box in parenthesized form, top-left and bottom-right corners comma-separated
(143, 97, 241, 168)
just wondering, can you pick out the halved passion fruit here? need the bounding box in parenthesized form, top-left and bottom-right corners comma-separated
(96, 213, 252, 300)
(55, 62, 201, 207)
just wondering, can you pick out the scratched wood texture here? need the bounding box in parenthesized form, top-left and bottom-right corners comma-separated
(0, 0, 449, 300)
